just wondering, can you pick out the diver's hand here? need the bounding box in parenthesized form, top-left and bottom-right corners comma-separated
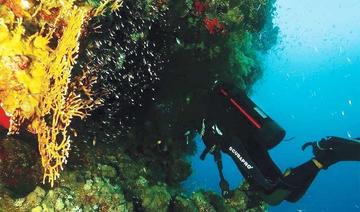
(302, 136, 338, 151)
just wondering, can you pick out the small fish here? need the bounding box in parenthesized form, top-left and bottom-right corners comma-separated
(92, 136, 96, 146)
(339, 46, 343, 55)
(256, 4, 262, 11)
(313, 46, 319, 53)
(346, 57, 352, 64)
(70, 128, 78, 137)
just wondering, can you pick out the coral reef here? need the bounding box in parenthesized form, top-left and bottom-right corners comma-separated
(0, 0, 278, 210)
(0, 0, 121, 186)
(0, 136, 267, 211)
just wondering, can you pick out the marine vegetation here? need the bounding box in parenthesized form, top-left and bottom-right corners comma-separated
(0, 0, 122, 186)
(0, 136, 267, 211)
(0, 0, 279, 211)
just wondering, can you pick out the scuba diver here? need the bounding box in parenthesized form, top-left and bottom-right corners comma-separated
(198, 82, 360, 205)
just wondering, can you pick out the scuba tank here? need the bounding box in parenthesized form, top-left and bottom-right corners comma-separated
(213, 83, 286, 150)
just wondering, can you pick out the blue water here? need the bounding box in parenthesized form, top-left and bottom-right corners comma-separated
(184, 0, 360, 211)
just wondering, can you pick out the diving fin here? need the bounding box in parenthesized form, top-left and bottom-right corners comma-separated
(302, 136, 360, 169)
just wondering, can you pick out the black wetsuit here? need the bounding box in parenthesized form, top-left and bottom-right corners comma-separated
(200, 84, 360, 205)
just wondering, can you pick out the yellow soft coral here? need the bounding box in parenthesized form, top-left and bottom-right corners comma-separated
(0, 0, 121, 186)
(94, 0, 123, 16)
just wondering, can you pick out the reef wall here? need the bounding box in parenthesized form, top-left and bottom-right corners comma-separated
(0, 0, 278, 211)
(0, 136, 268, 211)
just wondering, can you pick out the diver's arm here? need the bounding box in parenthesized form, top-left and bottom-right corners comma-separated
(197, 120, 220, 157)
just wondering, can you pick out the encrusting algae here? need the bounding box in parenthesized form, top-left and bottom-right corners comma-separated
(0, 0, 122, 187)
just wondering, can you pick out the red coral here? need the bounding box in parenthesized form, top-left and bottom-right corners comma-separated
(204, 17, 225, 34)
(0, 104, 10, 129)
(194, 0, 207, 15)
